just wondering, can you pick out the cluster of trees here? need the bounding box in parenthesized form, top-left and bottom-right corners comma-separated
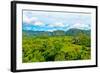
(72, 33, 91, 47)
(22, 32, 91, 63)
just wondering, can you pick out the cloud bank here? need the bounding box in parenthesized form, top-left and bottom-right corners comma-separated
(22, 11, 91, 31)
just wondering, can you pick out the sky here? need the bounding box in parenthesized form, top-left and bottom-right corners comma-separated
(22, 10, 91, 31)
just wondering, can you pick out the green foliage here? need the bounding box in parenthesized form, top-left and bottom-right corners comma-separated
(55, 52, 65, 61)
(52, 30, 65, 36)
(22, 33, 91, 63)
(72, 33, 91, 47)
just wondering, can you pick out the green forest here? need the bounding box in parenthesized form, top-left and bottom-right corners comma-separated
(22, 29, 91, 63)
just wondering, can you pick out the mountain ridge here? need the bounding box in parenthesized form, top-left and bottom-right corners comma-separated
(22, 28, 90, 36)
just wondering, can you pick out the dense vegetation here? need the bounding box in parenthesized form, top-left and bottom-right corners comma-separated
(22, 29, 91, 63)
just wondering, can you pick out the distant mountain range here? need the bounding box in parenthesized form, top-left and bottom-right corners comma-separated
(22, 28, 90, 37)
(66, 28, 90, 36)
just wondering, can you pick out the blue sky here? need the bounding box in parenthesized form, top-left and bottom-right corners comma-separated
(22, 10, 91, 31)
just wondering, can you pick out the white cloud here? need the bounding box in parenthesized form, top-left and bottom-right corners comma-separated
(23, 14, 38, 24)
(34, 21, 44, 26)
(23, 14, 45, 26)
(30, 17, 38, 21)
(71, 23, 90, 30)
(48, 22, 65, 27)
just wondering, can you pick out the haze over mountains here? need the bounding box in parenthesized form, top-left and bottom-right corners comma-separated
(22, 23, 91, 32)
(22, 22, 91, 37)
(23, 28, 90, 37)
